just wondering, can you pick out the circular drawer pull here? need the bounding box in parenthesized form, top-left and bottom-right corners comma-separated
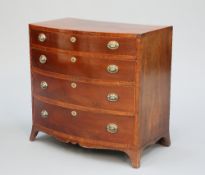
(71, 110, 77, 117)
(40, 81, 48, 89)
(39, 55, 47, 64)
(107, 93, 118, 102)
(70, 56, 77, 63)
(107, 64, 119, 73)
(71, 82, 77, 88)
(107, 123, 118, 133)
(38, 33, 46, 42)
(41, 110, 48, 119)
(107, 41, 119, 50)
(70, 36, 77, 43)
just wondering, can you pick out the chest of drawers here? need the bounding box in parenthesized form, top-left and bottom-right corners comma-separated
(29, 18, 173, 168)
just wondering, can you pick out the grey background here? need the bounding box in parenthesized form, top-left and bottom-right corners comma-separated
(0, 0, 204, 174)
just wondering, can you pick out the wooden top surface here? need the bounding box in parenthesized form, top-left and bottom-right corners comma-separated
(30, 18, 170, 35)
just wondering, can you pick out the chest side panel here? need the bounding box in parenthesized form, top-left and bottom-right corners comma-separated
(138, 27, 173, 148)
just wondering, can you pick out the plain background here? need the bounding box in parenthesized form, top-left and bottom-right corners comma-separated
(0, 0, 205, 174)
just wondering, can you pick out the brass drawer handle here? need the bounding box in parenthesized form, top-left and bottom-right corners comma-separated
(107, 41, 119, 50)
(40, 81, 48, 89)
(38, 33, 46, 42)
(41, 110, 48, 119)
(70, 36, 77, 43)
(71, 110, 77, 117)
(107, 93, 118, 102)
(107, 64, 118, 73)
(39, 55, 47, 64)
(70, 56, 77, 63)
(107, 123, 118, 133)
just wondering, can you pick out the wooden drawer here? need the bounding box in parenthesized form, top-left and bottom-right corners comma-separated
(32, 72, 135, 113)
(30, 29, 137, 55)
(31, 48, 136, 82)
(33, 99, 134, 144)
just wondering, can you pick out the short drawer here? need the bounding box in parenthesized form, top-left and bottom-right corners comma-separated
(31, 48, 136, 82)
(33, 99, 134, 144)
(32, 72, 135, 113)
(30, 29, 137, 55)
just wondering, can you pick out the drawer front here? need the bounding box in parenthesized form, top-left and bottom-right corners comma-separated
(32, 73, 135, 112)
(30, 29, 137, 55)
(33, 99, 134, 144)
(31, 48, 135, 82)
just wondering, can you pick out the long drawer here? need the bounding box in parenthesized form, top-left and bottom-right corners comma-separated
(33, 98, 134, 144)
(30, 29, 137, 55)
(32, 72, 135, 113)
(31, 48, 136, 82)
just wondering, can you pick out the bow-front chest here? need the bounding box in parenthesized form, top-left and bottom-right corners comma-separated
(29, 18, 173, 168)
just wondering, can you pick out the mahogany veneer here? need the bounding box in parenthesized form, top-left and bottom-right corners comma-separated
(29, 18, 173, 168)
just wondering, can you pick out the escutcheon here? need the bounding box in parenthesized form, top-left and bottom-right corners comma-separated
(71, 110, 77, 117)
(70, 36, 77, 43)
(107, 64, 119, 73)
(40, 81, 48, 89)
(107, 123, 118, 133)
(40, 110, 48, 119)
(107, 93, 119, 102)
(107, 41, 119, 50)
(39, 55, 47, 64)
(38, 33, 46, 42)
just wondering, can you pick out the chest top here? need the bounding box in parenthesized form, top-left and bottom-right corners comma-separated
(30, 17, 168, 35)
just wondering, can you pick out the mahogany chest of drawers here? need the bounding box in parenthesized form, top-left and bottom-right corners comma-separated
(29, 18, 173, 168)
